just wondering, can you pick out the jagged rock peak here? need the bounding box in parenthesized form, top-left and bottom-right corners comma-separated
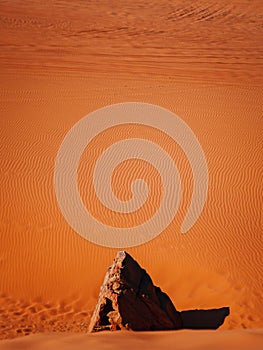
(88, 251, 182, 332)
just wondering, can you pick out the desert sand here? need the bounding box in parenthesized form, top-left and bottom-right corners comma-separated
(1, 329, 263, 350)
(0, 0, 262, 348)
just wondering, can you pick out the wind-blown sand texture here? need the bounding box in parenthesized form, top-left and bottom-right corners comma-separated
(0, 0, 262, 348)
(1, 330, 263, 350)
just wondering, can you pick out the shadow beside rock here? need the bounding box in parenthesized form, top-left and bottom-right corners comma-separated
(180, 307, 230, 329)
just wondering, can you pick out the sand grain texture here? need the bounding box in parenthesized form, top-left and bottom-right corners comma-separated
(0, 0, 262, 347)
(1, 330, 263, 350)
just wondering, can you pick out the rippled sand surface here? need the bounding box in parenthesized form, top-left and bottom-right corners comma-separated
(0, 0, 262, 347)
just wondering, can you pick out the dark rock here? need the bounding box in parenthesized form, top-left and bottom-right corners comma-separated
(88, 251, 230, 332)
(88, 251, 182, 332)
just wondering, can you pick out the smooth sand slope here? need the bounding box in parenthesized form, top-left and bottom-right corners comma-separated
(1, 330, 263, 350)
(0, 0, 262, 348)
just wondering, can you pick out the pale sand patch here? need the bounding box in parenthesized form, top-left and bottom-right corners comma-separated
(1, 330, 263, 350)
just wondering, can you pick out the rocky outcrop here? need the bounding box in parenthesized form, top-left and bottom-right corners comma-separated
(88, 251, 230, 332)
(88, 251, 182, 332)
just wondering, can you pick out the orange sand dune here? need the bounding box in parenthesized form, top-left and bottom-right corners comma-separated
(0, 0, 262, 347)
(1, 330, 263, 350)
